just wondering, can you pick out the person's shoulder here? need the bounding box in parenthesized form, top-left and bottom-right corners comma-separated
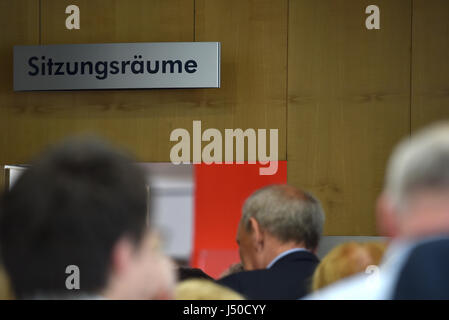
(270, 250, 319, 275)
(218, 269, 269, 286)
(303, 272, 380, 300)
(272, 250, 319, 269)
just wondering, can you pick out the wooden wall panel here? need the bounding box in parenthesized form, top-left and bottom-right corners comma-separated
(42, 0, 193, 44)
(0, 0, 40, 164)
(0, 0, 287, 164)
(411, 0, 449, 131)
(0, 0, 195, 164)
(288, 0, 411, 235)
(195, 0, 287, 160)
(5, 0, 445, 236)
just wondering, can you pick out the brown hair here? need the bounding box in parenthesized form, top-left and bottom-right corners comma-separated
(311, 242, 387, 292)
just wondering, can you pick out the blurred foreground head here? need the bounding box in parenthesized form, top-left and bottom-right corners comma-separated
(0, 137, 175, 299)
(236, 184, 325, 270)
(311, 241, 387, 292)
(378, 122, 449, 240)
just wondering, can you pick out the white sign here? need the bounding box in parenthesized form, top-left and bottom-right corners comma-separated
(14, 42, 220, 91)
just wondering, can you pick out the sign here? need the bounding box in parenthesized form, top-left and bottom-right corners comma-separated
(13, 42, 220, 91)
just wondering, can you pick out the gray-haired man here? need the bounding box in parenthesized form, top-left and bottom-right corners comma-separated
(218, 184, 325, 299)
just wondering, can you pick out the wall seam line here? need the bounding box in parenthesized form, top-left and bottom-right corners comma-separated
(286, 0, 289, 165)
(39, 0, 42, 45)
(193, 0, 196, 42)
(409, 0, 414, 135)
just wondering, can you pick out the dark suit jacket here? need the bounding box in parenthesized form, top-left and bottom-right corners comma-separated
(218, 250, 319, 299)
(393, 237, 449, 300)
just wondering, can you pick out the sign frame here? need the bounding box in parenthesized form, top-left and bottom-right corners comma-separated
(13, 42, 221, 91)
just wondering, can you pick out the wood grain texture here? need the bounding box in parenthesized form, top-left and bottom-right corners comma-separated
(0, 0, 287, 164)
(0, 0, 196, 164)
(287, 0, 411, 235)
(411, 0, 449, 131)
(42, 0, 193, 44)
(195, 0, 287, 160)
(3, 0, 442, 237)
(0, 0, 40, 164)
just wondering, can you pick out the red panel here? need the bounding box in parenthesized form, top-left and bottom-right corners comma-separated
(192, 161, 287, 278)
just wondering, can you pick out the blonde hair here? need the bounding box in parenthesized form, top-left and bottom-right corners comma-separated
(175, 279, 244, 300)
(311, 242, 387, 292)
(0, 267, 13, 300)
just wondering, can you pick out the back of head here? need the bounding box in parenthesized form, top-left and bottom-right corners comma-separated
(311, 241, 387, 291)
(175, 279, 244, 300)
(241, 185, 325, 250)
(385, 122, 449, 212)
(379, 122, 449, 240)
(0, 137, 148, 298)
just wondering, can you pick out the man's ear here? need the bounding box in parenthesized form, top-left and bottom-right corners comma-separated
(376, 193, 399, 238)
(110, 237, 134, 276)
(248, 217, 264, 250)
